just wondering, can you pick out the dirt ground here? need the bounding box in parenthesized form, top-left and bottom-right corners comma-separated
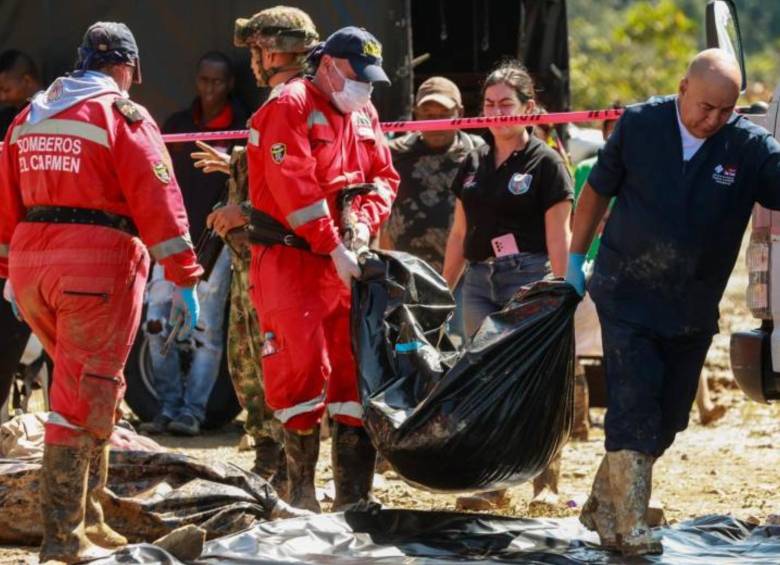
(3, 245, 780, 563)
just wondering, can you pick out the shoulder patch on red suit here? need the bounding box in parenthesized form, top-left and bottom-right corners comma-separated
(270, 143, 286, 164)
(152, 162, 171, 183)
(113, 98, 144, 124)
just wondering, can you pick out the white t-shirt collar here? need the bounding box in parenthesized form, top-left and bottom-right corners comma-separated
(675, 97, 706, 161)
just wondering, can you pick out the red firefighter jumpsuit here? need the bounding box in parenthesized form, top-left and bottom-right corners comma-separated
(0, 92, 202, 448)
(247, 78, 399, 430)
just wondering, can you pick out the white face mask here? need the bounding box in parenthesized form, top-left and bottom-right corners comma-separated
(329, 61, 373, 113)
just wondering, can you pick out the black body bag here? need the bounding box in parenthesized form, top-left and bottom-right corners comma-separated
(351, 250, 581, 492)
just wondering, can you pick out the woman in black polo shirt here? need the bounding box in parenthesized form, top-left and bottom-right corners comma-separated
(443, 60, 573, 511)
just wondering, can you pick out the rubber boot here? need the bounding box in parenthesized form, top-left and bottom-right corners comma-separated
(270, 448, 289, 501)
(39, 443, 111, 564)
(331, 422, 377, 511)
(252, 435, 283, 480)
(85, 443, 127, 549)
(608, 450, 663, 556)
(283, 428, 321, 513)
(530, 454, 561, 509)
(579, 455, 618, 549)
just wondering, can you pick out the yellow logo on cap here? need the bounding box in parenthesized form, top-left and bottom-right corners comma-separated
(362, 40, 381, 58)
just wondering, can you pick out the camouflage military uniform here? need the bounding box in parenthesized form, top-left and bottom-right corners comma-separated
(225, 146, 281, 444)
(385, 131, 484, 271)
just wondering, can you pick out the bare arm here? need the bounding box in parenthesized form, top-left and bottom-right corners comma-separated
(571, 183, 610, 254)
(544, 200, 572, 277)
(443, 200, 467, 289)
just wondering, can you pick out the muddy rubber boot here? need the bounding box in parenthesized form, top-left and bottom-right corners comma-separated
(283, 428, 321, 513)
(39, 443, 111, 564)
(579, 455, 618, 549)
(571, 367, 590, 441)
(331, 422, 377, 511)
(270, 448, 289, 501)
(252, 435, 283, 480)
(608, 450, 663, 556)
(85, 443, 127, 549)
(530, 454, 561, 510)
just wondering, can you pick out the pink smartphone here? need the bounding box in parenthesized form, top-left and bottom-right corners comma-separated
(491, 233, 520, 257)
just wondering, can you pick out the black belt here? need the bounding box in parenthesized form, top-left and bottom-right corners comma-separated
(24, 206, 139, 236)
(246, 208, 310, 251)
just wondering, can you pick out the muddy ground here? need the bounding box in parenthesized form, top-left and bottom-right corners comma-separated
(3, 247, 780, 563)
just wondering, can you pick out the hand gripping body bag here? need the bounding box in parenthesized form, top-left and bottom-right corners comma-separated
(351, 250, 581, 491)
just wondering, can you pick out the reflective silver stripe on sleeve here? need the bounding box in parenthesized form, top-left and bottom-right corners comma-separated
(327, 401, 363, 420)
(10, 119, 109, 148)
(149, 234, 194, 261)
(274, 393, 326, 424)
(0, 244, 8, 258)
(286, 199, 330, 229)
(306, 110, 329, 129)
(248, 128, 260, 146)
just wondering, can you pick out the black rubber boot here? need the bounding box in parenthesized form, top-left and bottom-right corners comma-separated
(283, 428, 321, 513)
(39, 442, 111, 564)
(331, 422, 377, 511)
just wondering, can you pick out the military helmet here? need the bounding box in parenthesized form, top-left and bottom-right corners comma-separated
(234, 6, 319, 53)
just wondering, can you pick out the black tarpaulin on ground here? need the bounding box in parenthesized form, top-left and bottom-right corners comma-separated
(352, 251, 580, 491)
(94, 510, 780, 564)
(0, 450, 278, 545)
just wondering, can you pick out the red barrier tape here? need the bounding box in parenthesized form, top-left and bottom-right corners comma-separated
(0, 108, 623, 149)
(159, 108, 624, 144)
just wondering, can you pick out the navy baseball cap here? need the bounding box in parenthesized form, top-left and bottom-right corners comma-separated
(77, 22, 142, 83)
(321, 26, 389, 84)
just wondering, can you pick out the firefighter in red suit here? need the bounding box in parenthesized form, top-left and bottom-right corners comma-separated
(0, 22, 202, 563)
(244, 26, 398, 512)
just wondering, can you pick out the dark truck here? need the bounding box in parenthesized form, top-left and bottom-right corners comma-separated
(700, 0, 780, 405)
(725, 0, 780, 403)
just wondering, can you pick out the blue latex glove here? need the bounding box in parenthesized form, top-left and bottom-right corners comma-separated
(565, 253, 586, 296)
(170, 285, 200, 339)
(3, 279, 23, 321)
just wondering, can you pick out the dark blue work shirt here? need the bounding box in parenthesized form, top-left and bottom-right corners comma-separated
(587, 95, 780, 335)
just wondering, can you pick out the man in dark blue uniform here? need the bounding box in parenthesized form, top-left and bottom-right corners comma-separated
(566, 49, 780, 556)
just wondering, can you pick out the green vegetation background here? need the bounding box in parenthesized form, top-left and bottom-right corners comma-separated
(568, 0, 779, 107)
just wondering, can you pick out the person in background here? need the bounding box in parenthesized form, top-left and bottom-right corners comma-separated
(0, 49, 44, 409)
(381, 76, 483, 342)
(0, 49, 42, 137)
(139, 52, 248, 437)
(382, 76, 484, 271)
(443, 59, 573, 511)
